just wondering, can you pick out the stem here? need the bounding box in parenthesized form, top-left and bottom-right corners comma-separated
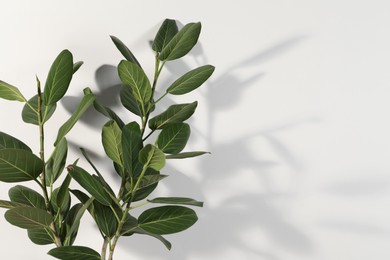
(101, 237, 109, 260)
(108, 205, 131, 260)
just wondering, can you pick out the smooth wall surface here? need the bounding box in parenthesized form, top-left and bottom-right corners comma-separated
(0, 1, 389, 259)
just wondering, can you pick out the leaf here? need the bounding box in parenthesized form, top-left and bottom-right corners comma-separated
(120, 84, 143, 116)
(120, 214, 138, 236)
(122, 122, 143, 177)
(159, 22, 201, 61)
(22, 94, 57, 125)
(54, 92, 95, 146)
(93, 99, 125, 128)
(0, 149, 44, 182)
(73, 61, 84, 74)
(157, 123, 190, 154)
(148, 197, 203, 207)
(166, 151, 209, 159)
(28, 228, 54, 245)
(0, 80, 26, 102)
(46, 138, 68, 185)
(93, 201, 118, 238)
(131, 169, 161, 202)
(167, 65, 215, 95)
(69, 189, 95, 217)
(51, 188, 71, 215)
(149, 102, 198, 130)
(64, 203, 83, 246)
(139, 144, 166, 171)
(9, 185, 45, 209)
(152, 19, 178, 52)
(56, 174, 72, 215)
(134, 174, 168, 191)
(102, 120, 123, 166)
(0, 199, 26, 209)
(138, 206, 198, 235)
(48, 246, 101, 260)
(5, 207, 53, 229)
(118, 60, 152, 116)
(0, 131, 31, 152)
(68, 165, 111, 206)
(43, 50, 74, 105)
(110, 35, 142, 68)
(133, 227, 172, 250)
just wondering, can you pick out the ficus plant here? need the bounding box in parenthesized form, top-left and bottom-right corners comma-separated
(0, 18, 214, 260)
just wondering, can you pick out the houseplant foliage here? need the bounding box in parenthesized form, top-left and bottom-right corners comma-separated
(0, 19, 214, 259)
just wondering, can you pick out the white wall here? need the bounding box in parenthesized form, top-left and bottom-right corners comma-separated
(0, 0, 390, 259)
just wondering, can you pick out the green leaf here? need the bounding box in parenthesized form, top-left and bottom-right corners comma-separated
(159, 22, 201, 61)
(46, 138, 68, 185)
(134, 174, 168, 191)
(0, 132, 31, 152)
(28, 228, 54, 245)
(9, 185, 45, 209)
(157, 123, 190, 154)
(166, 151, 209, 159)
(5, 207, 53, 229)
(138, 206, 198, 235)
(43, 50, 74, 105)
(120, 84, 143, 116)
(48, 246, 101, 260)
(0, 149, 44, 182)
(54, 92, 95, 146)
(69, 189, 95, 217)
(51, 188, 71, 215)
(0, 199, 26, 209)
(73, 61, 84, 74)
(122, 122, 143, 177)
(167, 65, 215, 95)
(149, 102, 198, 130)
(102, 120, 123, 166)
(118, 60, 152, 116)
(110, 35, 142, 68)
(131, 169, 161, 202)
(22, 94, 57, 125)
(152, 19, 178, 52)
(133, 227, 172, 250)
(93, 99, 125, 128)
(93, 201, 118, 238)
(139, 144, 165, 171)
(120, 214, 138, 236)
(148, 197, 203, 207)
(0, 80, 26, 102)
(68, 165, 111, 206)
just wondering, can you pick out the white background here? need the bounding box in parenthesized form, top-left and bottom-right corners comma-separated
(0, 0, 390, 259)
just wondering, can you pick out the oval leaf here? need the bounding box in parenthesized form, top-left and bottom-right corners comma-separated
(167, 65, 215, 95)
(152, 19, 178, 52)
(120, 84, 143, 116)
(93, 201, 118, 238)
(157, 123, 190, 154)
(28, 228, 54, 245)
(149, 102, 197, 130)
(48, 246, 101, 260)
(9, 185, 46, 209)
(138, 206, 198, 235)
(122, 122, 143, 177)
(0, 149, 44, 182)
(0, 80, 26, 102)
(22, 94, 56, 125)
(102, 120, 123, 166)
(46, 138, 68, 185)
(139, 144, 166, 171)
(5, 207, 53, 229)
(0, 199, 26, 209)
(43, 50, 73, 105)
(110, 35, 141, 68)
(0, 131, 31, 152)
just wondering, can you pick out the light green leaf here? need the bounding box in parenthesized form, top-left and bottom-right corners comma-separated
(0, 80, 26, 102)
(9, 185, 45, 209)
(93, 201, 118, 238)
(102, 120, 123, 166)
(0, 199, 26, 209)
(28, 228, 54, 245)
(68, 165, 111, 206)
(149, 102, 198, 130)
(159, 22, 201, 61)
(48, 246, 101, 260)
(122, 122, 143, 177)
(22, 94, 57, 125)
(152, 19, 178, 52)
(0, 132, 31, 152)
(43, 50, 74, 105)
(138, 206, 198, 235)
(167, 65, 215, 95)
(46, 138, 68, 185)
(0, 149, 44, 182)
(5, 207, 53, 229)
(157, 123, 190, 154)
(166, 151, 209, 159)
(139, 144, 166, 171)
(54, 92, 95, 146)
(110, 35, 142, 68)
(118, 60, 152, 116)
(148, 197, 203, 207)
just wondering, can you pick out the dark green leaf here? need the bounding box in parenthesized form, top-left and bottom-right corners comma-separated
(69, 189, 95, 217)
(138, 206, 198, 235)
(167, 65, 215, 95)
(131, 169, 161, 202)
(148, 197, 203, 207)
(43, 50, 74, 105)
(93, 201, 118, 238)
(0, 199, 26, 209)
(134, 174, 168, 191)
(56, 174, 72, 214)
(159, 22, 201, 61)
(0, 132, 31, 152)
(5, 207, 53, 229)
(102, 120, 123, 166)
(166, 151, 209, 159)
(54, 92, 95, 146)
(120, 84, 143, 116)
(110, 35, 141, 68)
(73, 61, 84, 74)
(122, 122, 143, 178)
(157, 123, 190, 154)
(9, 185, 45, 209)
(0, 149, 44, 182)
(0, 80, 26, 102)
(51, 188, 71, 215)
(139, 144, 165, 171)
(133, 227, 172, 250)
(22, 94, 57, 125)
(149, 102, 198, 130)
(28, 228, 54, 245)
(68, 165, 111, 206)
(64, 203, 83, 246)
(120, 214, 138, 236)
(152, 19, 178, 52)
(93, 99, 125, 128)
(48, 246, 101, 260)
(46, 138, 68, 185)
